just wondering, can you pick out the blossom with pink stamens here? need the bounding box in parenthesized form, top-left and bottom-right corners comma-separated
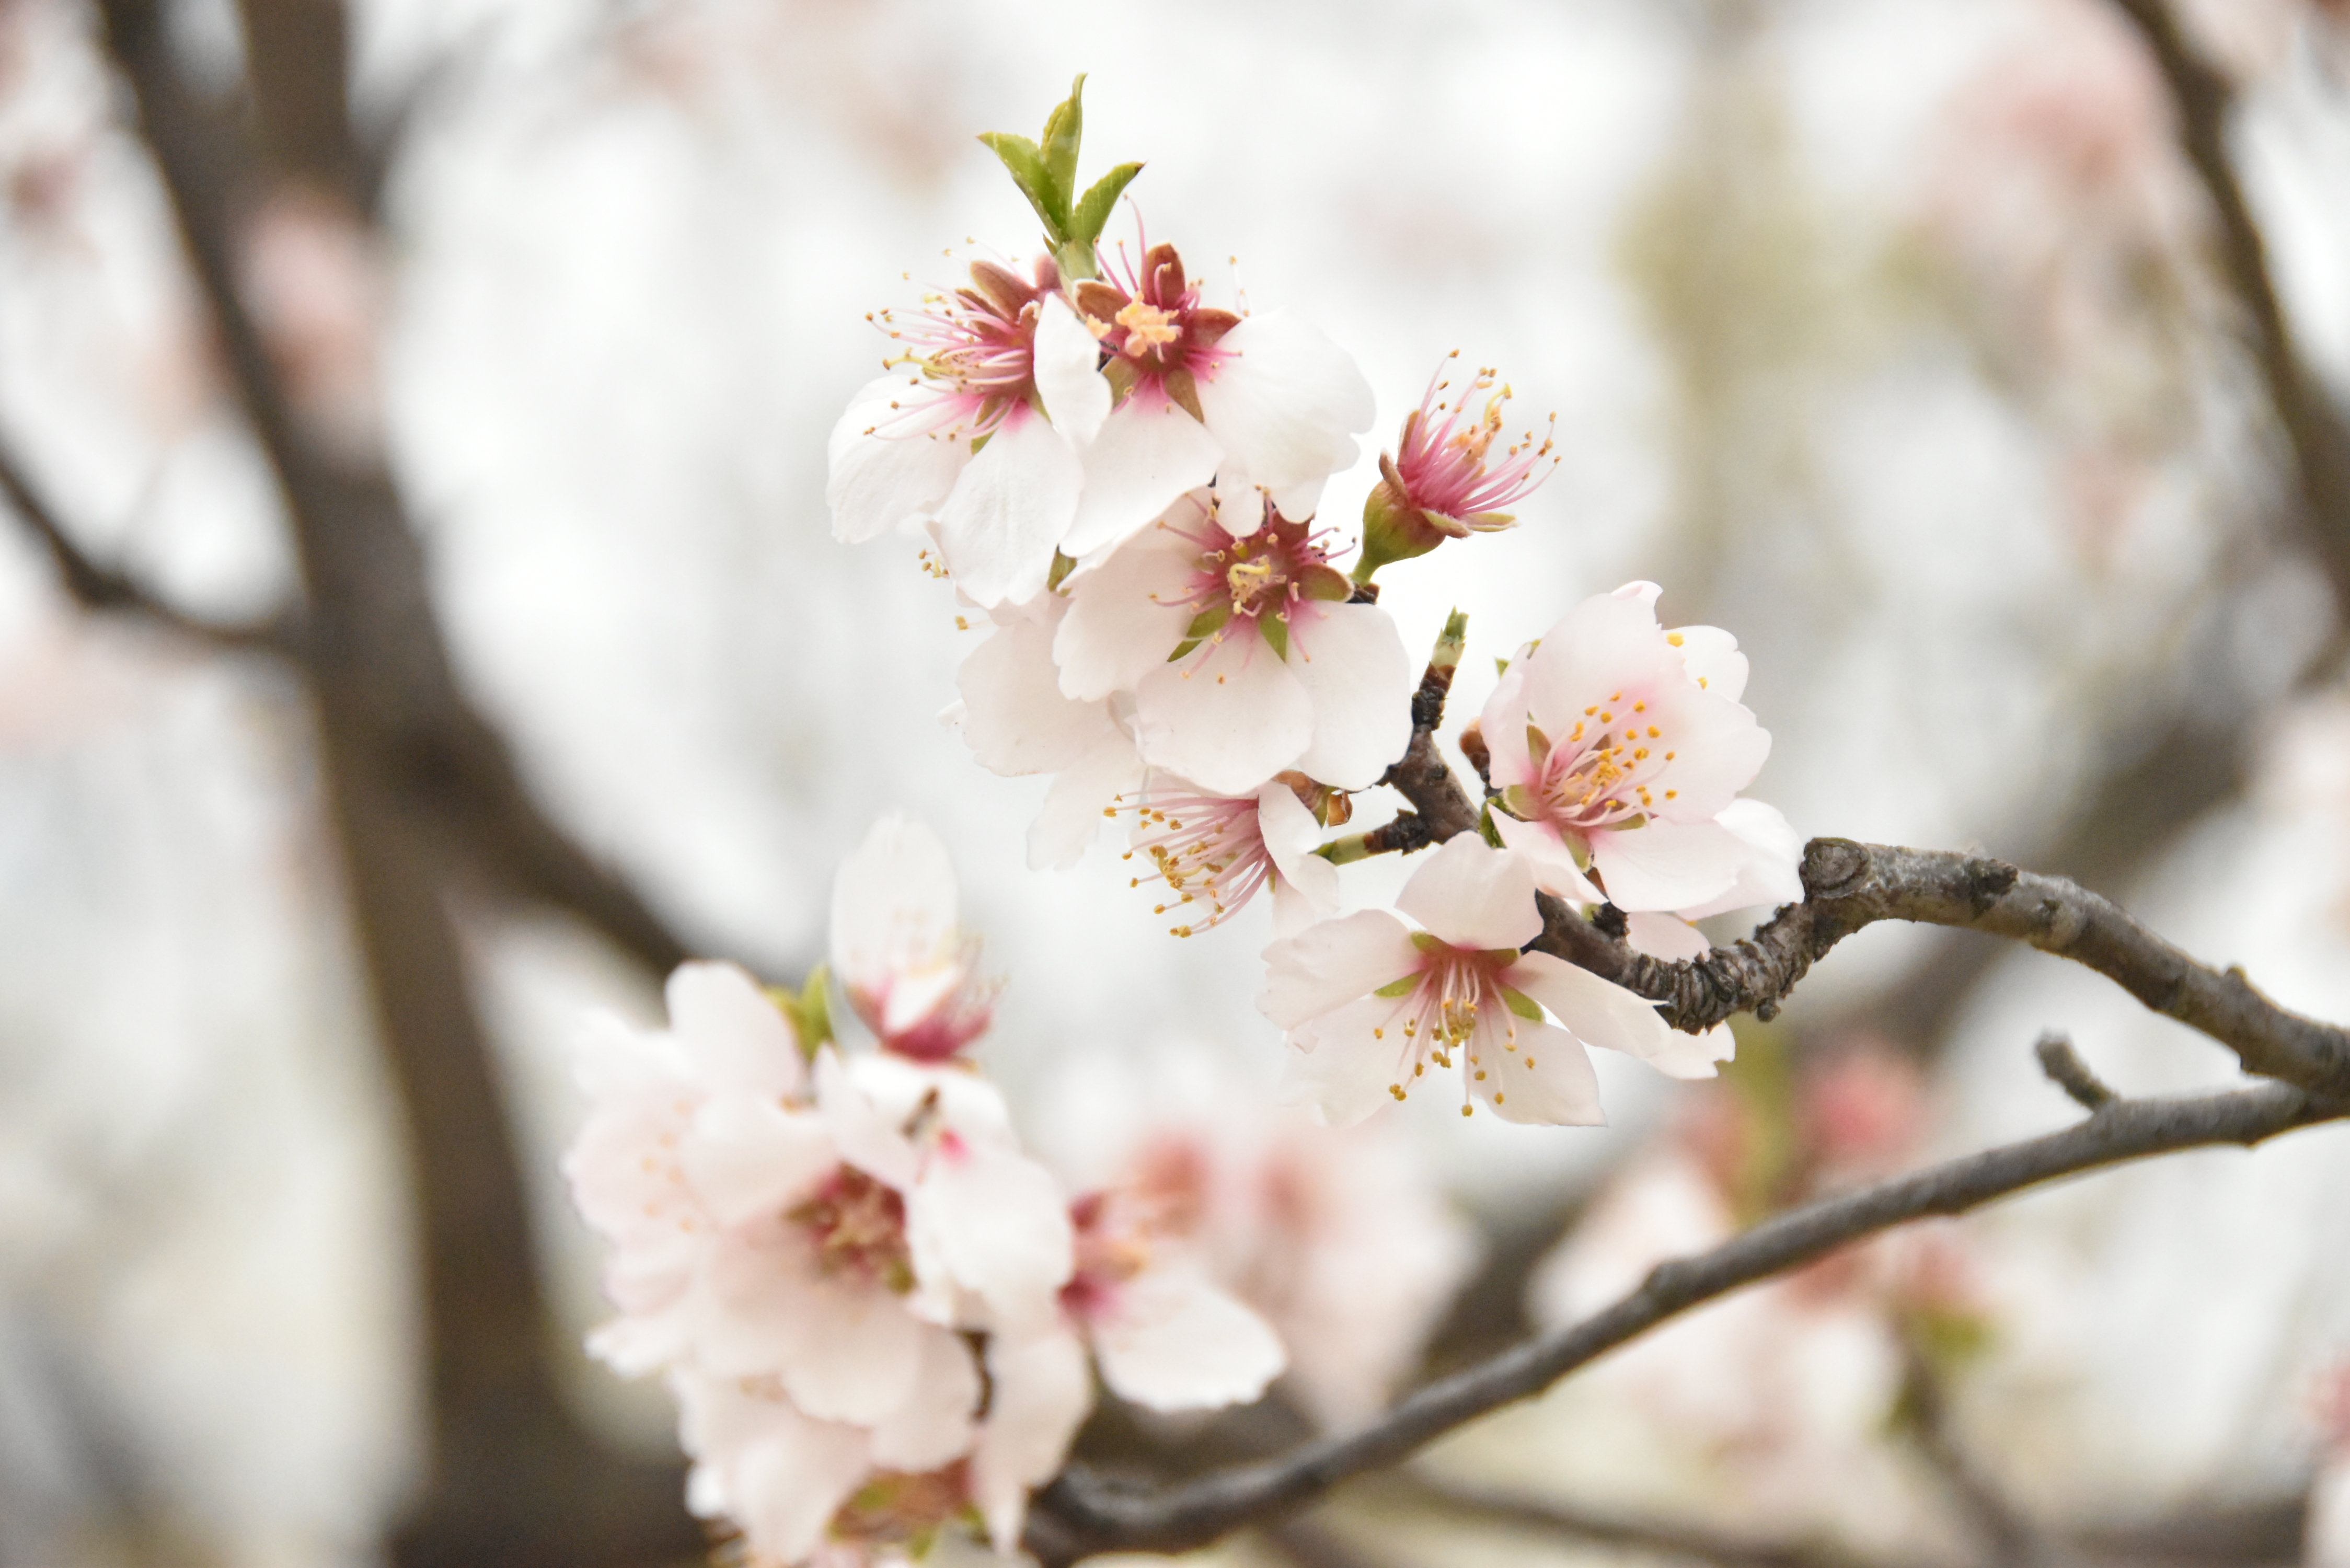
(1056, 238, 1375, 560)
(1482, 582, 1800, 917)
(1258, 836, 1710, 1127)
(1358, 355, 1557, 579)
(827, 257, 1109, 606)
(1121, 769, 1341, 937)
(1054, 477, 1412, 795)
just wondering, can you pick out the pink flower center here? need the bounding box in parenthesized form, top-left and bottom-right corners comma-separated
(869, 258, 1056, 436)
(1153, 511, 1348, 643)
(1060, 1190, 1153, 1322)
(790, 1166, 915, 1294)
(1120, 788, 1274, 937)
(1074, 240, 1239, 401)
(1524, 687, 1678, 832)
(1374, 940, 1531, 1110)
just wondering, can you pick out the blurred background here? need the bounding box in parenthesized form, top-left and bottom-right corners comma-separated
(3, 0, 2350, 1563)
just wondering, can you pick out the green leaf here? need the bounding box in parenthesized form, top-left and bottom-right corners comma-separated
(977, 131, 1067, 244)
(1073, 160, 1143, 245)
(1040, 76, 1085, 225)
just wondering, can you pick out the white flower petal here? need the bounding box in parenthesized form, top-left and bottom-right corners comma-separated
(1669, 622, 1749, 703)
(1258, 908, 1420, 1028)
(1030, 726, 1147, 870)
(1505, 950, 1717, 1079)
(972, 1326, 1093, 1552)
(1280, 994, 1415, 1126)
(908, 1137, 1074, 1330)
(813, 1047, 918, 1190)
(1288, 602, 1414, 790)
(1033, 294, 1111, 445)
(1587, 818, 1746, 912)
(675, 1374, 872, 1563)
(1395, 835, 1542, 952)
(1257, 781, 1340, 927)
(1469, 1017, 1604, 1126)
(934, 408, 1084, 607)
(869, 1324, 983, 1471)
(1089, 1269, 1287, 1412)
(960, 601, 1120, 776)
(667, 961, 802, 1099)
(1054, 515, 1199, 701)
(830, 812, 961, 997)
(1479, 660, 1538, 790)
(1061, 394, 1224, 559)
(1675, 799, 1805, 918)
(680, 1096, 835, 1228)
(1625, 910, 1712, 960)
(1193, 312, 1374, 516)
(1135, 622, 1315, 794)
(1490, 812, 1605, 905)
(826, 375, 967, 543)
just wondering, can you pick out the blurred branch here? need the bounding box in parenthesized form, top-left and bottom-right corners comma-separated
(1896, 1345, 2078, 1568)
(1388, 1472, 1888, 1568)
(86, 0, 702, 1561)
(1030, 1076, 2342, 1562)
(0, 431, 298, 655)
(2106, 0, 2350, 593)
(1263, 1516, 1397, 1568)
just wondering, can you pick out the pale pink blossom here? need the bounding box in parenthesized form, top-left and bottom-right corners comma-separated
(830, 814, 995, 1061)
(1482, 583, 1798, 917)
(1059, 238, 1374, 557)
(1357, 355, 1555, 576)
(1057, 1183, 1287, 1413)
(951, 590, 1146, 869)
(1054, 479, 1412, 795)
(1259, 836, 1711, 1127)
(1119, 770, 1341, 937)
(827, 258, 1110, 607)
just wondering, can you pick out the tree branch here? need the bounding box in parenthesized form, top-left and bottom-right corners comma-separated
(0, 430, 298, 655)
(1532, 840, 2350, 1099)
(1028, 1078, 2338, 1561)
(2105, 0, 2350, 594)
(2035, 1031, 2119, 1112)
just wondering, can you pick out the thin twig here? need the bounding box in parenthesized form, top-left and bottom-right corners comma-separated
(0, 431, 298, 655)
(2035, 1032, 2118, 1112)
(1028, 1077, 2339, 1560)
(1896, 1345, 2073, 1568)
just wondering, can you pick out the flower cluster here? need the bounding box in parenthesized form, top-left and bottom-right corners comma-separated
(825, 82, 1800, 1132)
(565, 817, 1285, 1565)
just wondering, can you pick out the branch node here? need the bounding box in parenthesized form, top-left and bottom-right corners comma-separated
(2034, 1031, 2118, 1112)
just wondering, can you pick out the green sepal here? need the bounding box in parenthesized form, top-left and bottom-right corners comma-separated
(1501, 985, 1545, 1022)
(1040, 77, 1085, 221)
(1408, 930, 1448, 955)
(1183, 604, 1231, 641)
(770, 965, 833, 1060)
(976, 131, 1066, 244)
(1494, 655, 1511, 676)
(1477, 802, 1505, 849)
(1373, 974, 1420, 998)
(1258, 613, 1290, 661)
(1046, 549, 1077, 592)
(1298, 563, 1354, 602)
(1073, 160, 1144, 246)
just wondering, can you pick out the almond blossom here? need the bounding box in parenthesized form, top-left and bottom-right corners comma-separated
(1120, 769, 1342, 937)
(1482, 582, 1800, 918)
(1259, 836, 1717, 1127)
(830, 814, 995, 1060)
(1057, 1182, 1288, 1411)
(1356, 354, 1557, 579)
(1054, 478, 1413, 795)
(1058, 238, 1375, 559)
(826, 257, 1110, 607)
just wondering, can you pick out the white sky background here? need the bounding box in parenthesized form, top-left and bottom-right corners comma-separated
(1, 0, 2349, 1561)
